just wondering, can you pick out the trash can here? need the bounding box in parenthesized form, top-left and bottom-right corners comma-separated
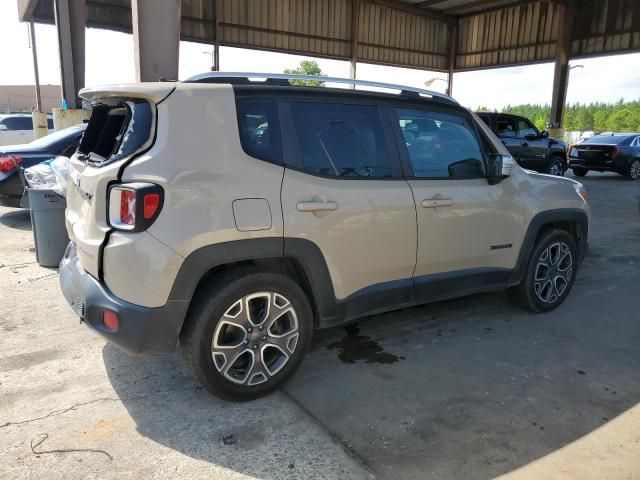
(28, 189, 69, 267)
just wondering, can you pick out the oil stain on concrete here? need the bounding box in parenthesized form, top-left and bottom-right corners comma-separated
(327, 323, 404, 364)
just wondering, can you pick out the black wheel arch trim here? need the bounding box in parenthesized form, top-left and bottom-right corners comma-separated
(509, 208, 588, 286)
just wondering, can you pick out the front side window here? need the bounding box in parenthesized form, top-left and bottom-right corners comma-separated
(290, 102, 392, 178)
(516, 118, 537, 138)
(395, 108, 485, 179)
(495, 116, 516, 138)
(237, 99, 282, 163)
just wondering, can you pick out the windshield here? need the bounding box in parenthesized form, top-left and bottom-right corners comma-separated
(582, 135, 632, 145)
(28, 124, 85, 148)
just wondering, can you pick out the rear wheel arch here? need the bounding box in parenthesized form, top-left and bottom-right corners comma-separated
(171, 238, 337, 337)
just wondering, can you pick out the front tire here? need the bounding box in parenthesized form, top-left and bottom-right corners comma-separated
(626, 159, 640, 180)
(180, 268, 313, 401)
(572, 167, 588, 177)
(511, 229, 578, 313)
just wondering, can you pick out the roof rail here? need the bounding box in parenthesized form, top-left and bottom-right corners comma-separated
(184, 72, 457, 104)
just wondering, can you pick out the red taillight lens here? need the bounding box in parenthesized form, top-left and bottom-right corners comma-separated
(119, 189, 136, 225)
(102, 311, 119, 331)
(108, 183, 163, 232)
(0, 155, 23, 174)
(143, 193, 160, 219)
(611, 147, 619, 158)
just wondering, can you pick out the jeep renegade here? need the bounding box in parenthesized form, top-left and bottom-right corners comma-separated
(59, 73, 590, 401)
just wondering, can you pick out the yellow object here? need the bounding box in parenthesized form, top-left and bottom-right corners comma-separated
(31, 111, 49, 140)
(52, 108, 90, 131)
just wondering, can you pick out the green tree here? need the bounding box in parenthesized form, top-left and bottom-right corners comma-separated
(606, 109, 636, 132)
(283, 60, 327, 86)
(593, 110, 608, 132)
(573, 108, 594, 131)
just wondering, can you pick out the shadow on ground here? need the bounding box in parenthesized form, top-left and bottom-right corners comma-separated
(0, 209, 31, 231)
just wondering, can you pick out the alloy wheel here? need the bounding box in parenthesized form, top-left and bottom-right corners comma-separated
(549, 159, 563, 176)
(211, 292, 299, 386)
(534, 241, 573, 304)
(630, 160, 640, 180)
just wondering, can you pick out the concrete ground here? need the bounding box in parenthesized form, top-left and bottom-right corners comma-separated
(1, 171, 639, 480)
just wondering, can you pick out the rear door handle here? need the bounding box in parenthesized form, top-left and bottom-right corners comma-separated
(421, 199, 454, 208)
(296, 201, 338, 213)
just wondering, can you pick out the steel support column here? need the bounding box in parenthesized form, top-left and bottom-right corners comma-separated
(350, 0, 359, 83)
(549, 1, 574, 132)
(447, 22, 457, 96)
(213, 0, 221, 71)
(53, 0, 85, 109)
(132, 0, 181, 81)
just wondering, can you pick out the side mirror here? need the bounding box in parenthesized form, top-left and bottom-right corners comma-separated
(0, 124, 7, 131)
(486, 153, 515, 184)
(541, 131, 549, 138)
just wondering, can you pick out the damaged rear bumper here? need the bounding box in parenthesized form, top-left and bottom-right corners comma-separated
(59, 242, 188, 355)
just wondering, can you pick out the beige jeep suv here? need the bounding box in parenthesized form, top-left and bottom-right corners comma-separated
(59, 73, 590, 401)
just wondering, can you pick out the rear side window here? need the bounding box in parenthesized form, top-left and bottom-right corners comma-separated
(2, 117, 33, 131)
(395, 108, 485, 179)
(237, 99, 282, 164)
(290, 102, 392, 178)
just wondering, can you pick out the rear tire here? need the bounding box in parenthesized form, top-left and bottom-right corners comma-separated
(510, 229, 578, 313)
(626, 159, 640, 180)
(572, 167, 588, 177)
(180, 268, 313, 402)
(547, 156, 565, 176)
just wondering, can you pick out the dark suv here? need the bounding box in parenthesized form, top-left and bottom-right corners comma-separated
(477, 112, 567, 176)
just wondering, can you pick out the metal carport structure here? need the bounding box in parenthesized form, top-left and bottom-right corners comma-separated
(16, 0, 640, 132)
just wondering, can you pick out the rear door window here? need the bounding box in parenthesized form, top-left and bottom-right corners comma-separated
(495, 116, 517, 138)
(288, 102, 394, 178)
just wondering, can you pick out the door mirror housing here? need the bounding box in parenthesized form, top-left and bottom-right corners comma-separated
(541, 130, 549, 138)
(486, 154, 515, 184)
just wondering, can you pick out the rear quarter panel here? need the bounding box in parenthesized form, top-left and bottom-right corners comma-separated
(105, 84, 285, 307)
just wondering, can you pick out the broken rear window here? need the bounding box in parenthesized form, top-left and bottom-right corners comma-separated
(78, 99, 153, 166)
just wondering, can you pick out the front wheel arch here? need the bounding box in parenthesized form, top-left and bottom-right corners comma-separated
(510, 209, 588, 286)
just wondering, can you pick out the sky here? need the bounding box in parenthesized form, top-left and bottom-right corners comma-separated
(1, 1, 639, 111)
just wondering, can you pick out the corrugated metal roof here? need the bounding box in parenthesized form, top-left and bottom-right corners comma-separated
(19, 0, 640, 72)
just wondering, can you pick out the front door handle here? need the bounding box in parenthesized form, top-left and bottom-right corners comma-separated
(296, 201, 338, 213)
(521, 142, 529, 147)
(421, 198, 454, 208)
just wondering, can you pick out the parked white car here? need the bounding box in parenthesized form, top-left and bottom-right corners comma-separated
(0, 113, 53, 146)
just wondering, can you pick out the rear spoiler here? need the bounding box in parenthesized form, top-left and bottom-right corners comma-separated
(79, 83, 176, 104)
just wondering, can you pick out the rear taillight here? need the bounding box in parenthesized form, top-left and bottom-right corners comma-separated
(568, 146, 575, 157)
(108, 183, 163, 232)
(0, 155, 22, 174)
(611, 147, 619, 158)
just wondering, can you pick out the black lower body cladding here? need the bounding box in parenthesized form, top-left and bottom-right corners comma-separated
(59, 242, 188, 354)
